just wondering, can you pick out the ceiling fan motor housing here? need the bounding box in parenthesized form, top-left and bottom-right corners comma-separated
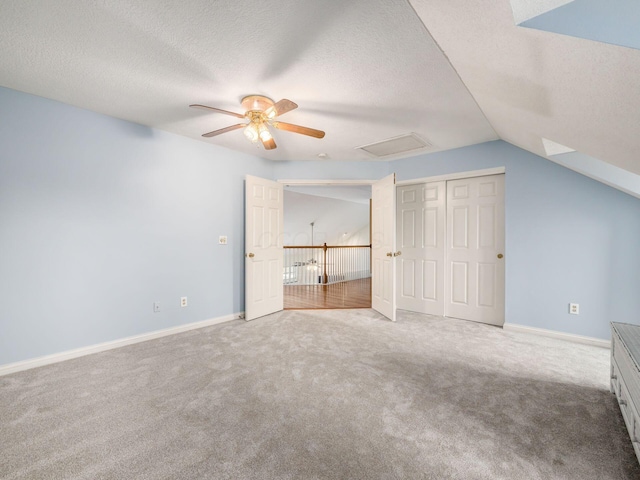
(241, 95, 275, 113)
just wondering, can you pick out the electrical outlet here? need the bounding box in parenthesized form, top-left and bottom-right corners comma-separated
(181, 297, 188, 307)
(219, 236, 228, 245)
(569, 303, 579, 315)
(153, 302, 160, 313)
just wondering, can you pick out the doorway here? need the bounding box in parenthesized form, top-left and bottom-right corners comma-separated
(282, 184, 372, 309)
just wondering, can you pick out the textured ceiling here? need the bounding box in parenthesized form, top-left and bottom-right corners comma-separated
(509, 0, 574, 23)
(0, 0, 496, 161)
(1, 0, 639, 187)
(411, 0, 640, 178)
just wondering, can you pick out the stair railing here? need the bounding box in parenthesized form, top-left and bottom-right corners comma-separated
(283, 243, 371, 285)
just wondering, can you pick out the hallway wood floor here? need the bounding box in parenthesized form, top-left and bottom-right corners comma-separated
(284, 278, 371, 309)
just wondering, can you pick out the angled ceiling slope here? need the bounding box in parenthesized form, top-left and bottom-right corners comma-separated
(409, 0, 640, 198)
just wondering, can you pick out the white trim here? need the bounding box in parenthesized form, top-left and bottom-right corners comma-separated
(544, 156, 640, 201)
(396, 167, 506, 186)
(277, 179, 377, 186)
(503, 323, 610, 348)
(0, 312, 244, 377)
(278, 167, 506, 190)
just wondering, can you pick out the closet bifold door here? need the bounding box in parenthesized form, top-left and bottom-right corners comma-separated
(444, 175, 505, 326)
(396, 181, 445, 315)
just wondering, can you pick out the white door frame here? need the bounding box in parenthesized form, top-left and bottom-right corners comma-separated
(395, 167, 505, 186)
(281, 167, 505, 188)
(276, 179, 377, 310)
(278, 179, 378, 186)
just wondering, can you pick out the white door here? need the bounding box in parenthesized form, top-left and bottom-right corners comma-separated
(245, 175, 284, 321)
(445, 174, 505, 326)
(396, 181, 445, 315)
(372, 174, 397, 321)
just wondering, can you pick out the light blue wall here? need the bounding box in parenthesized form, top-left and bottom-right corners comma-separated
(0, 87, 273, 365)
(273, 159, 388, 181)
(520, 0, 640, 51)
(2, 88, 639, 366)
(391, 141, 640, 340)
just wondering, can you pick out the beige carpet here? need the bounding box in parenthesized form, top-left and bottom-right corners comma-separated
(1, 309, 638, 479)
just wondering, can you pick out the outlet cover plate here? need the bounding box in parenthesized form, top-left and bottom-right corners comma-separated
(219, 236, 228, 245)
(569, 303, 579, 315)
(181, 297, 188, 307)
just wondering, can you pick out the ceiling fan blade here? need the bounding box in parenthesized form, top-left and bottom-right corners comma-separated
(272, 121, 325, 138)
(261, 136, 277, 150)
(190, 104, 245, 119)
(202, 123, 245, 138)
(265, 99, 298, 118)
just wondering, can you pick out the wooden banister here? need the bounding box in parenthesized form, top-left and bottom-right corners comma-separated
(283, 244, 371, 249)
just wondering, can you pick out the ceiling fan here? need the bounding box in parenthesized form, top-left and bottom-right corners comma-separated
(190, 95, 325, 150)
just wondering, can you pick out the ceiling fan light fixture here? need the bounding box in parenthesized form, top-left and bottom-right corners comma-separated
(244, 123, 259, 143)
(258, 123, 272, 141)
(265, 107, 277, 119)
(241, 95, 275, 113)
(191, 95, 323, 151)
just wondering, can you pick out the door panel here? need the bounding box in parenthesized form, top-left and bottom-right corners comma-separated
(396, 181, 445, 315)
(452, 206, 469, 248)
(402, 210, 416, 248)
(451, 261, 468, 304)
(424, 208, 438, 247)
(445, 174, 504, 326)
(423, 260, 437, 300)
(477, 263, 496, 307)
(372, 174, 396, 321)
(402, 259, 415, 297)
(245, 175, 283, 320)
(478, 205, 496, 247)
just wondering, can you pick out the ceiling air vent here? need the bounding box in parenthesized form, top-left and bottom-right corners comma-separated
(357, 133, 432, 158)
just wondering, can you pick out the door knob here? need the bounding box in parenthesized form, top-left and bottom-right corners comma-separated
(246, 253, 255, 258)
(394, 251, 402, 257)
(386, 252, 393, 257)
(497, 253, 503, 259)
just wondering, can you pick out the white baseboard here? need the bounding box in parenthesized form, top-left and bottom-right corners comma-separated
(0, 312, 244, 377)
(503, 323, 610, 349)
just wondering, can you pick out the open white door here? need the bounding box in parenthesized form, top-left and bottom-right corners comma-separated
(245, 175, 283, 321)
(371, 173, 397, 321)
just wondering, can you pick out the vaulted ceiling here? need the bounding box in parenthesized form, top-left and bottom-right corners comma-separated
(1, 1, 639, 187)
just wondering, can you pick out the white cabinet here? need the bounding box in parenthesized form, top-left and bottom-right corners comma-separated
(611, 322, 640, 463)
